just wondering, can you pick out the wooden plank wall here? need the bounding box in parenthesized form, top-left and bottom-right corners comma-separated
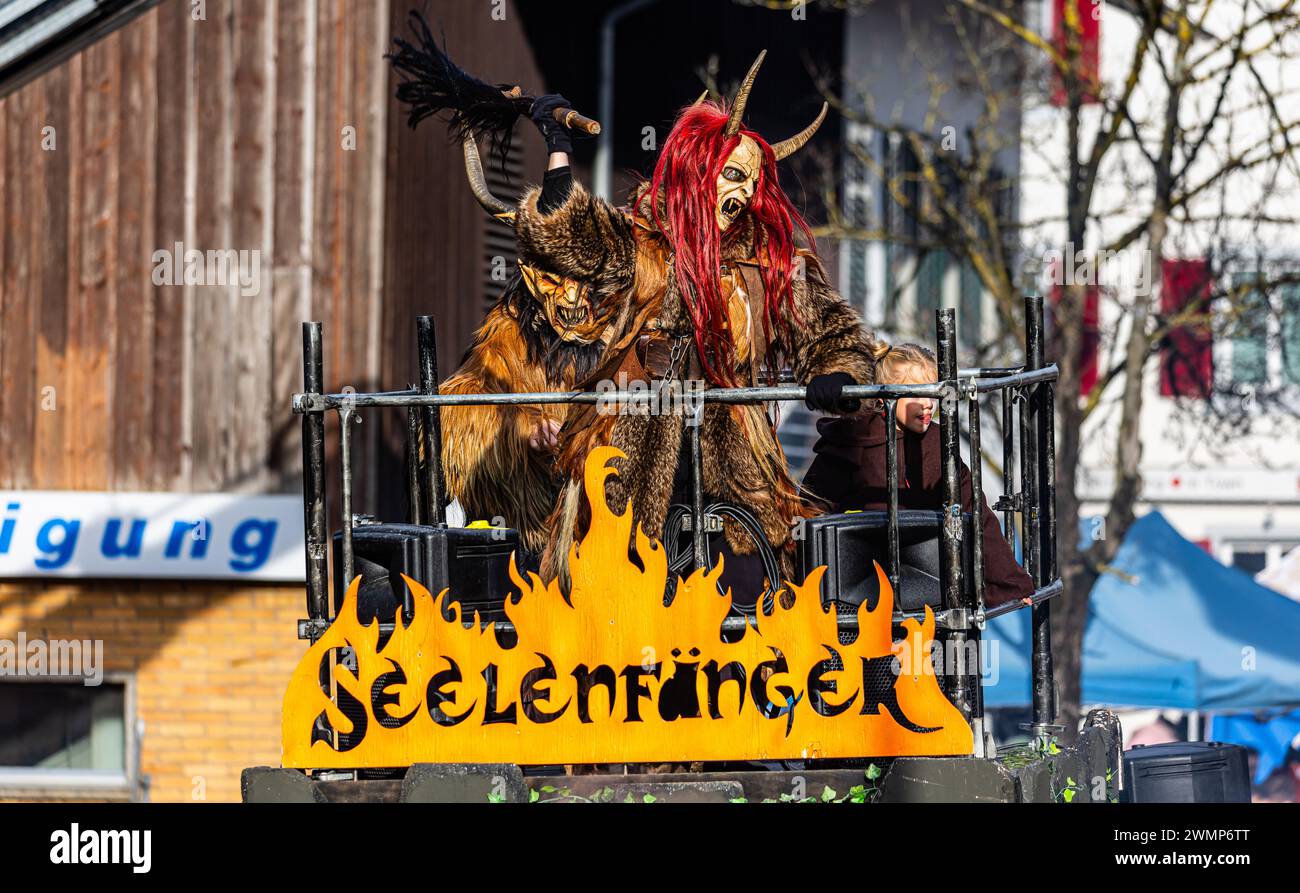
(377, 1, 548, 520)
(0, 0, 546, 514)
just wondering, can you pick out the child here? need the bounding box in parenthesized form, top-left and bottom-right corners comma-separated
(802, 342, 1034, 610)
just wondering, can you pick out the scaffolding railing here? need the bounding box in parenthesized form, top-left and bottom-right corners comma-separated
(292, 296, 1063, 753)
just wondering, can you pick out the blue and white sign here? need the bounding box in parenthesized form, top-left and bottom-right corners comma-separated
(0, 492, 306, 581)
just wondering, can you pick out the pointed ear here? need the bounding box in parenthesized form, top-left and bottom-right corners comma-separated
(518, 262, 542, 296)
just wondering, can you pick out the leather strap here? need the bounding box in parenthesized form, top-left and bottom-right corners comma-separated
(637, 332, 701, 380)
(735, 260, 769, 387)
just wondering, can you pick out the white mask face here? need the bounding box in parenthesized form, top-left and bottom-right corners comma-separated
(715, 136, 762, 231)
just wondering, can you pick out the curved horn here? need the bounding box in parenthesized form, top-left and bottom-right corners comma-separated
(772, 101, 828, 161)
(462, 134, 513, 220)
(724, 50, 766, 136)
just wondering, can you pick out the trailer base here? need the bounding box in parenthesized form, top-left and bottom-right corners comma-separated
(244, 710, 1120, 804)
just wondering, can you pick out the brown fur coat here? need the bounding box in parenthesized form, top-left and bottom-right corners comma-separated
(440, 278, 605, 555)
(513, 181, 877, 587)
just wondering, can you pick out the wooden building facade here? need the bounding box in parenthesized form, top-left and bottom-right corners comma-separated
(0, 0, 547, 801)
(0, 0, 546, 504)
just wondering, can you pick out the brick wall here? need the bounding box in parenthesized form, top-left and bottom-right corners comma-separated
(0, 579, 304, 802)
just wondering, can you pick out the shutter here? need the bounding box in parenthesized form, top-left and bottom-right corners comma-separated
(1049, 282, 1099, 396)
(1050, 0, 1101, 107)
(481, 135, 526, 312)
(1160, 259, 1214, 398)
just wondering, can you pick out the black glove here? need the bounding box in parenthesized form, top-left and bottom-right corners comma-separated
(530, 93, 575, 155)
(805, 371, 861, 414)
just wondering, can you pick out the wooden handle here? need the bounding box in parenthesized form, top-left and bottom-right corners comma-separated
(553, 107, 601, 136)
(503, 86, 602, 135)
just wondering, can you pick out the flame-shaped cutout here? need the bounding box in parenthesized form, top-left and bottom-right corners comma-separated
(282, 446, 972, 767)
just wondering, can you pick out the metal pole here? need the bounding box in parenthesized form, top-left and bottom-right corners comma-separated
(1040, 381, 1059, 585)
(1000, 388, 1016, 544)
(883, 399, 901, 595)
(690, 409, 706, 572)
(936, 309, 969, 720)
(967, 385, 989, 755)
(294, 380, 956, 411)
(417, 316, 446, 524)
(405, 400, 424, 526)
(1024, 295, 1058, 739)
(968, 390, 988, 615)
(594, 0, 658, 199)
(339, 407, 356, 594)
(936, 309, 963, 611)
(301, 323, 329, 628)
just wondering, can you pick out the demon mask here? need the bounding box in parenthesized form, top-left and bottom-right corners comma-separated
(716, 136, 762, 231)
(517, 262, 606, 344)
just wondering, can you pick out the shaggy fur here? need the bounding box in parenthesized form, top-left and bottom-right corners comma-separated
(440, 275, 605, 555)
(514, 181, 877, 588)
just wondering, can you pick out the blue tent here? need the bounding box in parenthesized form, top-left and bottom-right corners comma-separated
(981, 511, 1300, 711)
(1209, 709, 1300, 783)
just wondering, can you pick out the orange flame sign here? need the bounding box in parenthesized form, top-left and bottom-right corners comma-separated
(282, 446, 972, 767)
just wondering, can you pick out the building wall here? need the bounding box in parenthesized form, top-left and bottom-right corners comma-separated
(0, 0, 548, 801)
(0, 579, 301, 803)
(841, 0, 1023, 341)
(1017, 1, 1300, 571)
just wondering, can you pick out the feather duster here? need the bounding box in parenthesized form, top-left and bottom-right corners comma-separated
(386, 10, 524, 160)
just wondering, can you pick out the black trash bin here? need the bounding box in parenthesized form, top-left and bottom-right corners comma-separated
(1121, 741, 1251, 803)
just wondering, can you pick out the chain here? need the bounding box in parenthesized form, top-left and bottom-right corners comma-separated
(668, 335, 690, 381)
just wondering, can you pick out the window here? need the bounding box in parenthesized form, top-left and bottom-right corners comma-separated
(1159, 259, 1214, 398)
(882, 132, 921, 326)
(916, 248, 948, 330)
(1231, 550, 1267, 576)
(1284, 285, 1300, 385)
(0, 679, 135, 799)
(843, 125, 873, 312)
(1218, 539, 1300, 578)
(959, 260, 984, 348)
(873, 135, 1008, 344)
(1230, 273, 1269, 386)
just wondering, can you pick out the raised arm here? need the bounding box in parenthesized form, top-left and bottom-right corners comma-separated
(512, 93, 639, 294)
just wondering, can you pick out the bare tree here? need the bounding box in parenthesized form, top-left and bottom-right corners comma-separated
(810, 0, 1300, 740)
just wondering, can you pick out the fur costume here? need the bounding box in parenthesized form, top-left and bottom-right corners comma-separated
(440, 274, 605, 556)
(515, 178, 877, 588)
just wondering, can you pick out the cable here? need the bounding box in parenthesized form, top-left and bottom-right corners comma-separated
(662, 501, 781, 617)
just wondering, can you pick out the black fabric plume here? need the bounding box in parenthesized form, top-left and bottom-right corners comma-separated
(386, 11, 524, 162)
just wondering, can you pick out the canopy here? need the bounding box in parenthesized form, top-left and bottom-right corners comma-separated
(1208, 709, 1300, 783)
(981, 511, 1300, 711)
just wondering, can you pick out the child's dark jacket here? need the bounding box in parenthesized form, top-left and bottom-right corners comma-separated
(802, 410, 1034, 609)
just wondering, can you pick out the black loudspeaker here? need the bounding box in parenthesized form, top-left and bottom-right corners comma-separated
(1121, 741, 1251, 803)
(331, 523, 521, 628)
(797, 510, 972, 613)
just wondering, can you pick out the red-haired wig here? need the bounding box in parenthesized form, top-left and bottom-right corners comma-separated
(647, 101, 815, 386)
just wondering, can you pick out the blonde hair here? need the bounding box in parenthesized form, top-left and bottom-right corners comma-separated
(871, 341, 938, 385)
